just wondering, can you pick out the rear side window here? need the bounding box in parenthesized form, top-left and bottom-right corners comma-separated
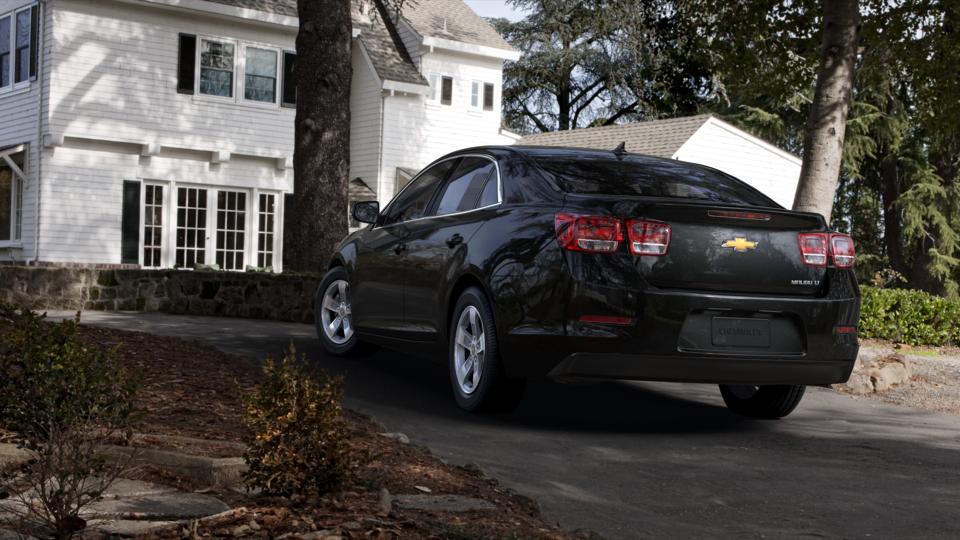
(381, 160, 455, 226)
(534, 155, 777, 207)
(433, 157, 497, 216)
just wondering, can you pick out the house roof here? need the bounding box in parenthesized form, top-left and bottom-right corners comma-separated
(519, 115, 715, 158)
(202, 0, 297, 16)
(399, 0, 514, 52)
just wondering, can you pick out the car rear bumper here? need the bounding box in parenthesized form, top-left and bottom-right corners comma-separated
(546, 352, 854, 385)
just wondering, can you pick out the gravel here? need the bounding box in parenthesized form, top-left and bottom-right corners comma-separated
(844, 348, 960, 416)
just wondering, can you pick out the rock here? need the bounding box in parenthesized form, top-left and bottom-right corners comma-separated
(378, 488, 392, 516)
(248, 519, 261, 531)
(82, 492, 230, 520)
(86, 519, 182, 536)
(395, 494, 497, 513)
(414, 485, 432, 493)
(341, 521, 362, 530)
(232, 524, 251, 536)
(380, 432, 410, 444)
(879, 362, 910, 388)
(299, 531, 335, 540)
(844, 371, 874, 394)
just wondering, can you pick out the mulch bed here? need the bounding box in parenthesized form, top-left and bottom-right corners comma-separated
(51, 322, 575, 539)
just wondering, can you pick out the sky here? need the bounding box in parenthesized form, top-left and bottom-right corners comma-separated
(462, 0, 528, 21)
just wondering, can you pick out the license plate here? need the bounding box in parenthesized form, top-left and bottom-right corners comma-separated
(711, 317, 771, 348)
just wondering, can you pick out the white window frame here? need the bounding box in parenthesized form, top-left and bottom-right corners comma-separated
(0, 4, 36, 95)
(0, 144, 26, 247)
(469, 80, 481, 109)
(255, 191, 279, 270)
(139, 182, 167, 268)
(194, 34, 283, 109)
(240, 43, 281, 107)
(427, 72, 440, 103)
(196, 36, 238, 102)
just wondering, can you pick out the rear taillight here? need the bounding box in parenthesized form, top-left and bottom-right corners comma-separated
(798, 233, 828, 267)
(830, 234, 856, 268)
(626, 219, 670, 256)
(555, 214, 622, 253)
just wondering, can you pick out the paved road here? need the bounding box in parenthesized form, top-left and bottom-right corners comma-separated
(53, 311, 960, 539)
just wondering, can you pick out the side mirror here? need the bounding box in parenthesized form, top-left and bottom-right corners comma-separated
(352, 200, 380, 225)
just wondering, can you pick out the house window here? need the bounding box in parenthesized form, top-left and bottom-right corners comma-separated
(483, 83, 494, 111)
(0, 17, 8, 88)
(244, 46, 278, 103)
(199, 39, 235, 97)
(470, 81, 480, 108)
(175, 187, 207, 268)
(143, 185, 164, 268)
(215, 190, 246, 271)
(0, 149, 24, 243)
(440, 76, 453, 105)
(1, 5, 36, 91)
(257, 193, 275, 268)
(13, 8, 29, 83)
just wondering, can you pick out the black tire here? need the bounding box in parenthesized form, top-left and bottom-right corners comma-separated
(719, 384, 806, 419)
(448, 287, 526, 413)
(315, 267, 376, 357)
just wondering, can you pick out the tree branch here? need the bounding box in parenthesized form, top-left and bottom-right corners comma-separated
(601, 101, 639, 126)
(522, 102, 552, 132)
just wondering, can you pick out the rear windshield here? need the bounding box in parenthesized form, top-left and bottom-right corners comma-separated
(534, 155, 779, 207)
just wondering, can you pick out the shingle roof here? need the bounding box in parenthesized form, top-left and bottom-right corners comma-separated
(198, 0, 425, 86)
(400, 0, 514, 52)
(519, 115, 713, 158)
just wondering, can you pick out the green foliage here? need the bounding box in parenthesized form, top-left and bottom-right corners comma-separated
(0, 304, 140, 540)
(859, 286, 960, 346)
(242, 346, 354, 497)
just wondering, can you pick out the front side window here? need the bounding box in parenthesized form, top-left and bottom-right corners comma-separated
(199, 39, 234, 97)
(244, 47, 277, 103)
(434, 157, 497, 216)
(381, 160, 455, 226)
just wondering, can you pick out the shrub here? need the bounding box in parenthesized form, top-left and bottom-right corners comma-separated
(859, 286, 960, 346)
(0, 305, 140, 539)
(242, 345, 354, 497)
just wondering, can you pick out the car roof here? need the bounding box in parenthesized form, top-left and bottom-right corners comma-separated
(450, 145, 719, 173)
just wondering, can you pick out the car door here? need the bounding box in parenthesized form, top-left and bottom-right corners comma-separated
(352, 159, 455, 337)
(401, 156, 502, 342)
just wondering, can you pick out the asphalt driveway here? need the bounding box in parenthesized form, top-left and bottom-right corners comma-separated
(51, 311, 960, 539)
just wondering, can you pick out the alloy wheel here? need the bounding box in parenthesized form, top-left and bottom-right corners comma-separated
(454, 305, 485, 395)
(320, 279, 353, 345)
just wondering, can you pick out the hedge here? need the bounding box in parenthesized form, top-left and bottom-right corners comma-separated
(858, 286, 960, 346)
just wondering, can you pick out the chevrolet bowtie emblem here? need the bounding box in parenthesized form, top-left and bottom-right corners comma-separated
(722, 237, 758, 252)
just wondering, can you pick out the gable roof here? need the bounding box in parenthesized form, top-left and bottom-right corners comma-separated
(519, 115, 714, 158)
(399, 0, 513, 52)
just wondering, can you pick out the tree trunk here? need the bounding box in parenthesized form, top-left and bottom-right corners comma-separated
(879, 146, 907, 276)
(284, 0, 352, 273)
(792, 0, 861, 222)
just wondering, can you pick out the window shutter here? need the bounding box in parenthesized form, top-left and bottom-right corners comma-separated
(121, 181, 141, 265)
(440, 76, 453, 105)
(281, 51, 296, 108)
(483, 83, 494, 111)
(29, 6, 38, 80)
(177, 33, 196, 95)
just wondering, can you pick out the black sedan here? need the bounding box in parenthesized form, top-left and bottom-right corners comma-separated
(315, 146, 860, 418)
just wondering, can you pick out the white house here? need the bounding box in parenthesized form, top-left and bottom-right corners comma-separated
(0, 0, 518, 271)
(520, 115, 802, 208)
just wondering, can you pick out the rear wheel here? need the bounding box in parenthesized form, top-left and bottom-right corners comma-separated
(315, 267, 375, 356)
(449, 287, 525, 412)
(719, 384, 806, 419)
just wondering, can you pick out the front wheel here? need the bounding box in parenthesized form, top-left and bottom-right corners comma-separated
(448, 287, 525, 413)
(719, 384, 806, 419)
(315, 267, 371, 356)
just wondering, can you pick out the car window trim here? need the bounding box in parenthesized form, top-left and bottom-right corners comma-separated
(428, 156, 498, 218)
(375, 153, 502, 229)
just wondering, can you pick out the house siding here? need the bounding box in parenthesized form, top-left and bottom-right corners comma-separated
(349, 42, 383, 197)
(378, 49, 510, 202)
(673, 120, 801, 209)
(0, 0, 50, 263)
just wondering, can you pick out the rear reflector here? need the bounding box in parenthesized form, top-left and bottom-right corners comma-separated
(835, 325, 857, 334)
(798, 233, 828, 267)
(707, 210, 772, 221)
(555, 213, 622, 253)
(579, 315, 634, 325)
(626, 219, 670, 256)
(830, 234, 856, 268)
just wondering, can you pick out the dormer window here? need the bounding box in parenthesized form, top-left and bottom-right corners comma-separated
(199, 38, 235, 98)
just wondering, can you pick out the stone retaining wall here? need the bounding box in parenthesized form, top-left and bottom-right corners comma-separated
(0, 266, 320, 323)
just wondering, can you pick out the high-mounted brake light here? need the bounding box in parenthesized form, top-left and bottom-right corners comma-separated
(626, 219, 671, 256)
(555, 214, 622, 253)
(830, 234, 856, 268)
(798, 233, 828, 267)
(707, 210, 772, 221)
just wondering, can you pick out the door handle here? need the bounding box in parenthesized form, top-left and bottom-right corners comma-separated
(446, 233, 464, 249)
(393, 242, 406, 255)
